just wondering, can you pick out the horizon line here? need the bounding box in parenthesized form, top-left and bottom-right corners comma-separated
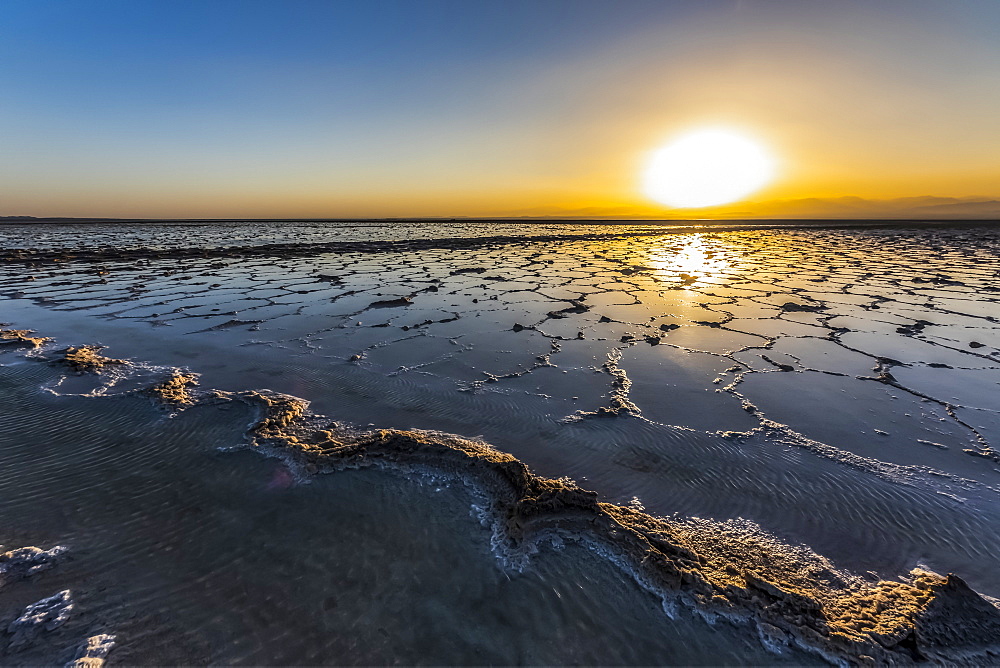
(3, 215, 1000, 224)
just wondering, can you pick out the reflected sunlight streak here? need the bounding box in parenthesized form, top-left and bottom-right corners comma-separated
(647, 236, 730, 283)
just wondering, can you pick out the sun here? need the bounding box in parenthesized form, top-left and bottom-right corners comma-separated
(642, 128, 776, 208)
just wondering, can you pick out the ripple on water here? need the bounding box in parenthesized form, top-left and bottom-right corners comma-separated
(0, 361, 815, 665)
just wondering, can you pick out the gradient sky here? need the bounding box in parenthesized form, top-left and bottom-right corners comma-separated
(3, 0, 1000, 218)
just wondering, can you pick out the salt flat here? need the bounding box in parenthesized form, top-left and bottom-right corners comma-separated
(1, 221, 998, 664)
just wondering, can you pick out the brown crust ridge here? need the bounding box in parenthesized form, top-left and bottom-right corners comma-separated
(239, 391, 1000, 665)
(145, 371, 199, 407)
(0, 329, 50, 348)
(55, 345, 127, 373)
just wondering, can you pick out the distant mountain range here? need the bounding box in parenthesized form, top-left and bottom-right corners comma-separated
(504, 197, 1000, 220)
(725, 196, 1000, 219)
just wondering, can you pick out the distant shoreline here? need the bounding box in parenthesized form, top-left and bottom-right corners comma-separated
(2, 216, 999, 226)
(3, 217, 999, 266)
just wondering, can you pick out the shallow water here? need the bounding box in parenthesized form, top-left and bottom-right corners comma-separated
(0, 358, 812, 666)
(1, 221, 999, 663)
(0, 219, 671, 252)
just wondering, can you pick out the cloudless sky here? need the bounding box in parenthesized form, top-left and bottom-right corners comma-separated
(3, 0, 1000, 217)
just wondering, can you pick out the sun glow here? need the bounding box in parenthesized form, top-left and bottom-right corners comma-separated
(642, 129, 776, 208)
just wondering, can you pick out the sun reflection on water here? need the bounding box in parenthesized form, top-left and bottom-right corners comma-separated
(647, 235, 730, 283)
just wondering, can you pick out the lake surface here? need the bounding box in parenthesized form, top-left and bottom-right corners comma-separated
(1, 220, 998, 664)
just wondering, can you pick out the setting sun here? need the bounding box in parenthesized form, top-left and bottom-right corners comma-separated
(642, 129, 776, 209)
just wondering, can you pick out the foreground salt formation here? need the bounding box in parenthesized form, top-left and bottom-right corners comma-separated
(0, 546, 67, 588)
(0, 544, 116, 664)
(0, 328, 50, 348)
(233, 388, 1000, 665)
(7, 590, 74, 650)
(64, 634, 116, 668)
(144, 370, 199, 407)
(55, 346, 127, 373)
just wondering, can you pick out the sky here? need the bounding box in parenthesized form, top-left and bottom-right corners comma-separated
(2, 0, 1000, 219)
